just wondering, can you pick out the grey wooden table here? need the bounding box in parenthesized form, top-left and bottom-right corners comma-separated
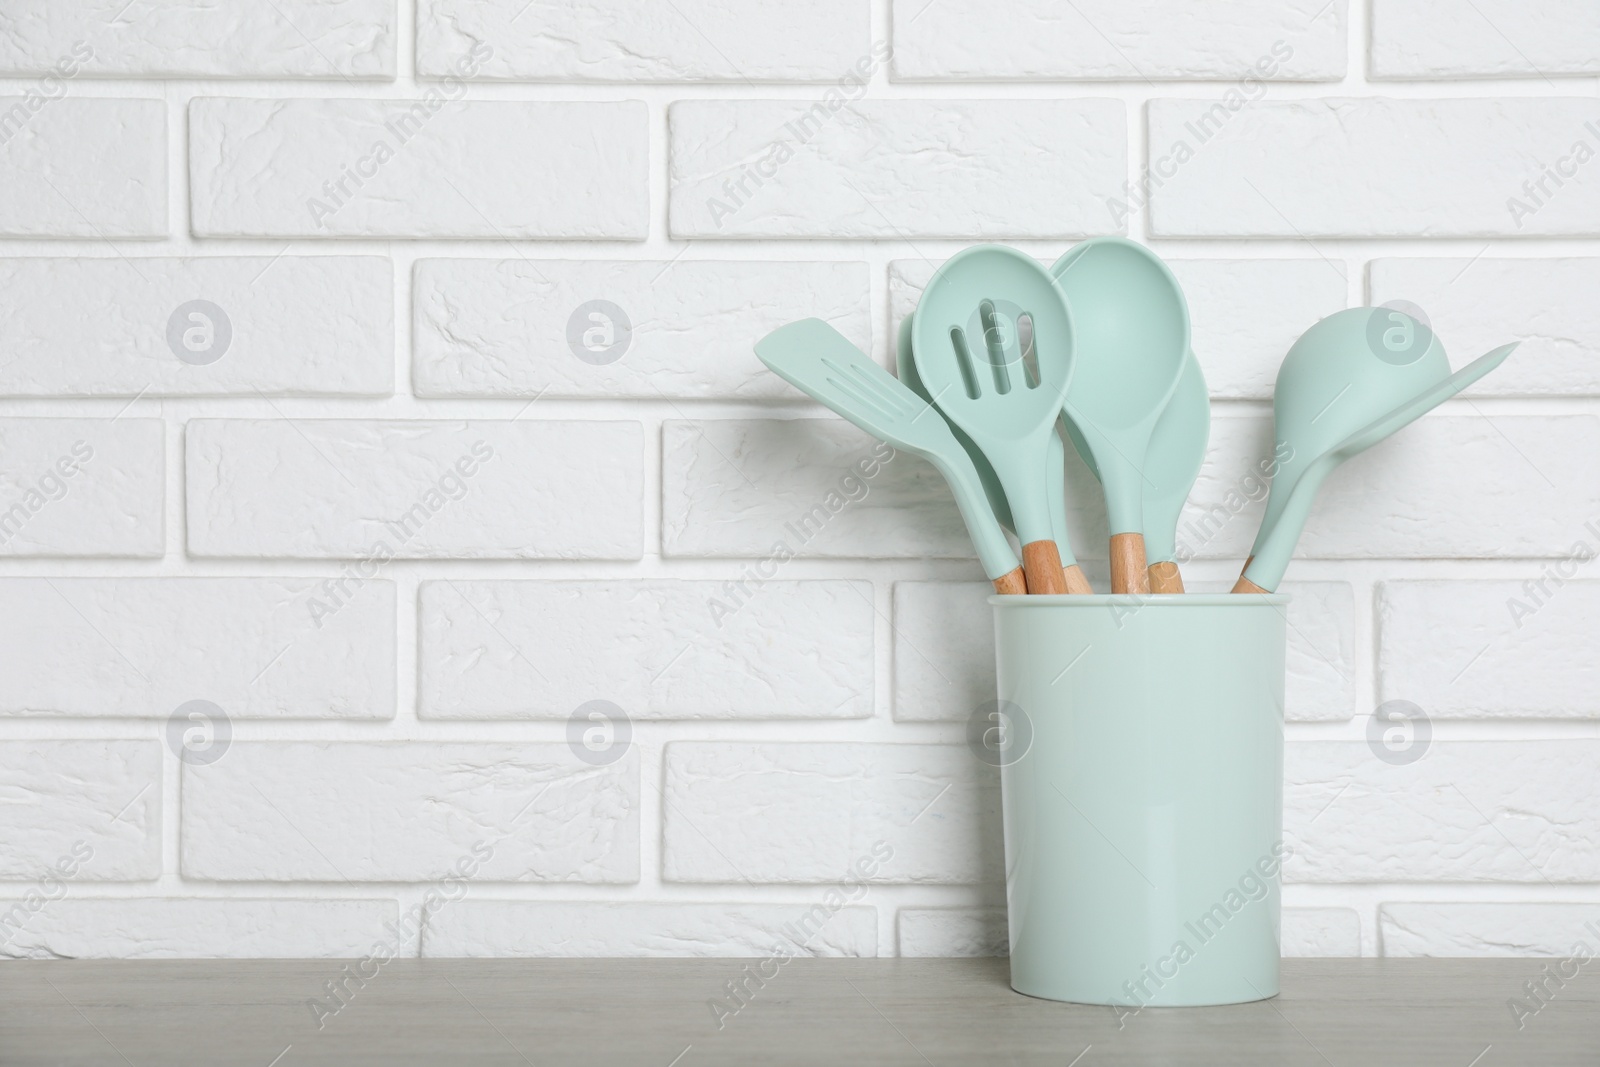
(3, 957, 1594, 1065)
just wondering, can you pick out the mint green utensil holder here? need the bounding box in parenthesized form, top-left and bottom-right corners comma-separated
(990, 594, 1287, 1008)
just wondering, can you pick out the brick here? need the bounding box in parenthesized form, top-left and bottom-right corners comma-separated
(1287, 742, 1600, 882)
(0, 578, 394, 719)
(1148, 98, 1600, 237)
(661, 419, 978, 561)
(1181, 416, 1600, 563)
(0, 257, 392, 397)
(1283, 582, 1356, 723)
(0, 97, 164, 237)
(1378, 580, 1600, 719)
(1170, 260, 1350, 398)
(0, 740, 160, 880)
(0, 418, 164, 558)
(892, 580, 1352, 723)
(181, 742, 639, 882)
(185, 419, 642, 560)
(413, 259, 870, 399)
(669, 99, 1125, 238)
(0, 1, 394, 78)
(1371, 0, 1600, 79)
(1370, 258, 1600, 396)
(662, 743, 1000, 884)
(0, 899, 396, 959)
(419, 580, 872, 720)
(422, 902, 876, 957)
(1380, 903, 1600, 956)
(893, 0, 1344, 81)
(897, 907, 1007, 957)
(417, 0, 870, 81)
(891, 583, 995, 724)
(190, 98, 648, 239)
(1283, 907, 1362, 957)
(889, 257, 1346, 400)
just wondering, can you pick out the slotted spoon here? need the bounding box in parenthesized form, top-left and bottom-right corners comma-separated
(912, 246, 1075, 594)
(897, 315, 1092, 594)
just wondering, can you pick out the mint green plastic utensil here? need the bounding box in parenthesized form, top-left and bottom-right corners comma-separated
(1243, 307, 1447, 582)
(1142, 352, 1209, 593)
(898, 315, 1092, 594)
(912, 245, 1075, 594)
(755, 318, 1026, 595)
(1051, 238, 1188, 594)
(1056, 350, 1206, 593)
(1235, 307, 1517, 592)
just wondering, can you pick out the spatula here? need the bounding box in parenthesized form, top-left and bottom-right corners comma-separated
(897, 315, 1092, 594)
(1051, 238, 1188, 594)
(1234, 307, 1517, 592)
(755, 318, 1027, 594)
(911, 246, 1076, 594)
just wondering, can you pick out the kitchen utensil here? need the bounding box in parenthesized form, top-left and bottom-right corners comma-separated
(1142, 353, 1210, 593)
(1055, 353, 1207, 594)
(1051, 238, 1189, 594)
(1234, 307, 1517, 592)
(898, 315, 1093, 594)
(1043, 428, 1095, 595)
(754, 318, 1027, 594)
(911, 245, 1075, 594)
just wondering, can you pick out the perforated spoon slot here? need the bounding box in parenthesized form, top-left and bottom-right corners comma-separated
(979, 300, 1011, 395)
(949, 327, 982, 399)
(1019, 312, 1040, 389)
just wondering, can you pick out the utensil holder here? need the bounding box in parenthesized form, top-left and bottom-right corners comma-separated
(989, 594, 1287, 1008)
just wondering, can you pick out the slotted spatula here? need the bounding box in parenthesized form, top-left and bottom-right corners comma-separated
(911, 246, 1075, 594)
(755, 318, 1027, 594)
(897, 315, 1092, 594)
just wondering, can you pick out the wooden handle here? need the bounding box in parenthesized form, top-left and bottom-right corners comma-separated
(1232, 574, 1269, 594)
(1020, 540, 1067, 594)
(1148, 561, 1184, 594)
(1109, 533, 1149, 594)
(1062, 564, 1094, 595)
(992, 567, 1027, 595)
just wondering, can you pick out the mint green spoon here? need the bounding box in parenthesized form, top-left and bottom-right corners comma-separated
(1051, 238, 1188, 594)
(755, 318, 1026, 594)
(911, 246, 1076, 594)
(1140, 352, 1209, 592)
(1235, 307, 1517, 592)
(1056, 350, 1207, 593)
(897, 315, 1092, 594)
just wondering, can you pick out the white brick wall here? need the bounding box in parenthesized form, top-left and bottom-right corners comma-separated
(0, 257, 393, 397)
(1, 0, 1595, 963)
